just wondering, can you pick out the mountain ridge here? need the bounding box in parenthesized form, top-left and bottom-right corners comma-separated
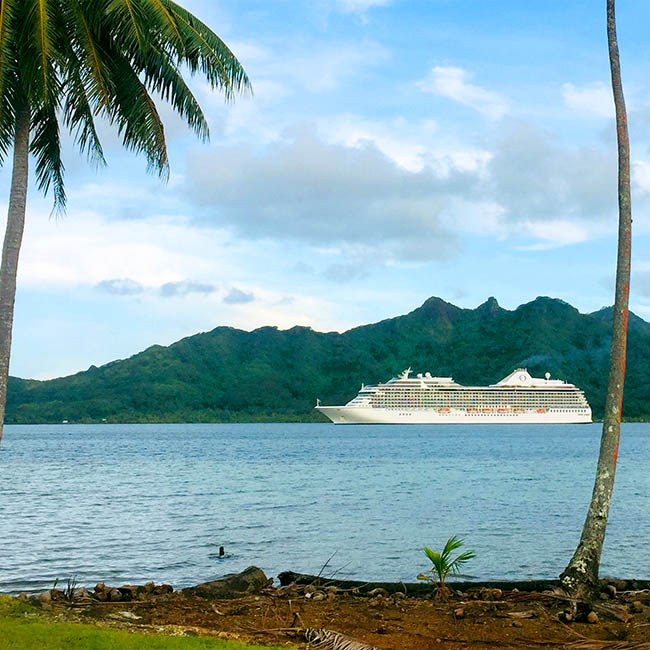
(7, 296, 650, 423)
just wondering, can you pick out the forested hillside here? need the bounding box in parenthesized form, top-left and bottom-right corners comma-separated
(7, 296, 650, 423)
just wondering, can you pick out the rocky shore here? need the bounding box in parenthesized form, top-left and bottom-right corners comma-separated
(14, 567, 650, 649)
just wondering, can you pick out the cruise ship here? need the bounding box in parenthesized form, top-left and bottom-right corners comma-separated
(315, 368, 592, 424)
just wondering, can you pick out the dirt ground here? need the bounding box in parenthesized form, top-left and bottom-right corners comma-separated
(41, 579, 650, 650)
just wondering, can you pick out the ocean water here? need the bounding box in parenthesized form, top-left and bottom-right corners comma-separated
(0, 422, 649, 594)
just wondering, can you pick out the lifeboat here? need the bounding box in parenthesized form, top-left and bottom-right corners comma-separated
(482, 408, 493, 413)
(497, 408, 508, 412)
(466, 408, 478, 412)
(513, 408, 525, 412)
(438, 408, 450, 412)
(537, 408, 546, 413)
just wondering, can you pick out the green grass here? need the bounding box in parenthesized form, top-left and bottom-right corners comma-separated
(0, 595, 290, 650)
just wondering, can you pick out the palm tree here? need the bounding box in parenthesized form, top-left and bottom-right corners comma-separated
(560, 0, 631, 599)
(0, 0, 250, 444)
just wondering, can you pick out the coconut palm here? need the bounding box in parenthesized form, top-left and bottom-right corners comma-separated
(417, 536, 476, 598)
(0, 0, 250, 443)
(560, 0, 631, 598)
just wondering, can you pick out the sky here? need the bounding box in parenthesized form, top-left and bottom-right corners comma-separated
(2, 0, 650, 380)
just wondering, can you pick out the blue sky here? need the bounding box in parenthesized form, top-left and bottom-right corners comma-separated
(2, 0, 650, 379)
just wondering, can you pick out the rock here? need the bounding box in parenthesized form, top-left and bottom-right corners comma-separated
(587, 611, 599, 624)
(185, 566, 271, 599)
(454, 607, 465, 619)
(108, 588, 123, 602)
(606, 584, 617, 598)
(631, 601, 644, 613)
(144, 581, 156, 593)
(18, 592, 28, 600)
(512, 621, 523, 628)
(75, 587, 90, 599)
(479, 587, 502, 600)
(117, 586, 136, 600)
(393, 592, 406, 601)
(37, 591, 52, 604)
(312, 592, 326, 601)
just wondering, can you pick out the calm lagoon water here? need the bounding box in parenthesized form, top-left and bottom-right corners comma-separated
(1, 422, 649, 594)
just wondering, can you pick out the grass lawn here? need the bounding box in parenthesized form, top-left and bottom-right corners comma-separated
(0, 595, 290, 650)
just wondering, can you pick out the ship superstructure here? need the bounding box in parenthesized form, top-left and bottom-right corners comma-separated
(315, 368, 592, 424)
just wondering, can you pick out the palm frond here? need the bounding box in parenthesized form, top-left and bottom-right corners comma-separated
(0, 0, 18, 101)
(137, 45, 209, 141)
(140, 0, 184, 50)
(105, 0, 147, 52)
(448, 549, 477, 576)
(62, 63, 106, 167)
(62, 0, 113, 112)
(304, 628, 380, 650)
(31, 0, 61, 103)
(442, 535, 465, 559)
(162, 0, 251, 99)
(105, 46, 168, 178)
(30, 99, 65, 212)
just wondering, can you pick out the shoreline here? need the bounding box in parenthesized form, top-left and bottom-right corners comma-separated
(6, 567, 650, 649)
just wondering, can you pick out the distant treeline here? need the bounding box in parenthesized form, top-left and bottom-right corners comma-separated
(7, 296, 650, 423)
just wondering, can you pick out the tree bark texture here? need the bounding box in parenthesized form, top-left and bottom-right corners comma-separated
(0, 105, 30, 445)
(560, 0, 631, 597)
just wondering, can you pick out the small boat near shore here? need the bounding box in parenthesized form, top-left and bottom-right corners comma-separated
(315, 368, 592, 424)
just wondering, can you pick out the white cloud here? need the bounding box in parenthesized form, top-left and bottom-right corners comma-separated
(517, 220, 590, 250)
(486, 120, 617, 226)
(17, 210, 222, 289)
(633, 160, 650, 194)
(417, 66, 509, 120)
(562, 82, 613, 118)
(319, 113, 492, 175)
(182, 125, 470, 262)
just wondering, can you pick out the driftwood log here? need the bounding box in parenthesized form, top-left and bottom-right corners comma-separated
(277, 571, 650, 596)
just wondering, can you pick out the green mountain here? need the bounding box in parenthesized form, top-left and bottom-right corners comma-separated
(6, 296, 650, 423)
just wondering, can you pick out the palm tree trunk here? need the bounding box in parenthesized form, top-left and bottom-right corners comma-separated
(0, 105, 30, 445)
(560, 0, 631, 598)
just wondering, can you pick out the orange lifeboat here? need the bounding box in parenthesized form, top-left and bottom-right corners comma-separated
(482, 408, 493, 413)
(537, 408, 546, 413)
(497, 408, 508, 412)
(513, 408, 525, 413)
(438, 408, 450, 413)
(467, 408, 478, 412)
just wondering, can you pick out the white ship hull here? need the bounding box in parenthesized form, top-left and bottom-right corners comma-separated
(316, 406, 592, 424)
